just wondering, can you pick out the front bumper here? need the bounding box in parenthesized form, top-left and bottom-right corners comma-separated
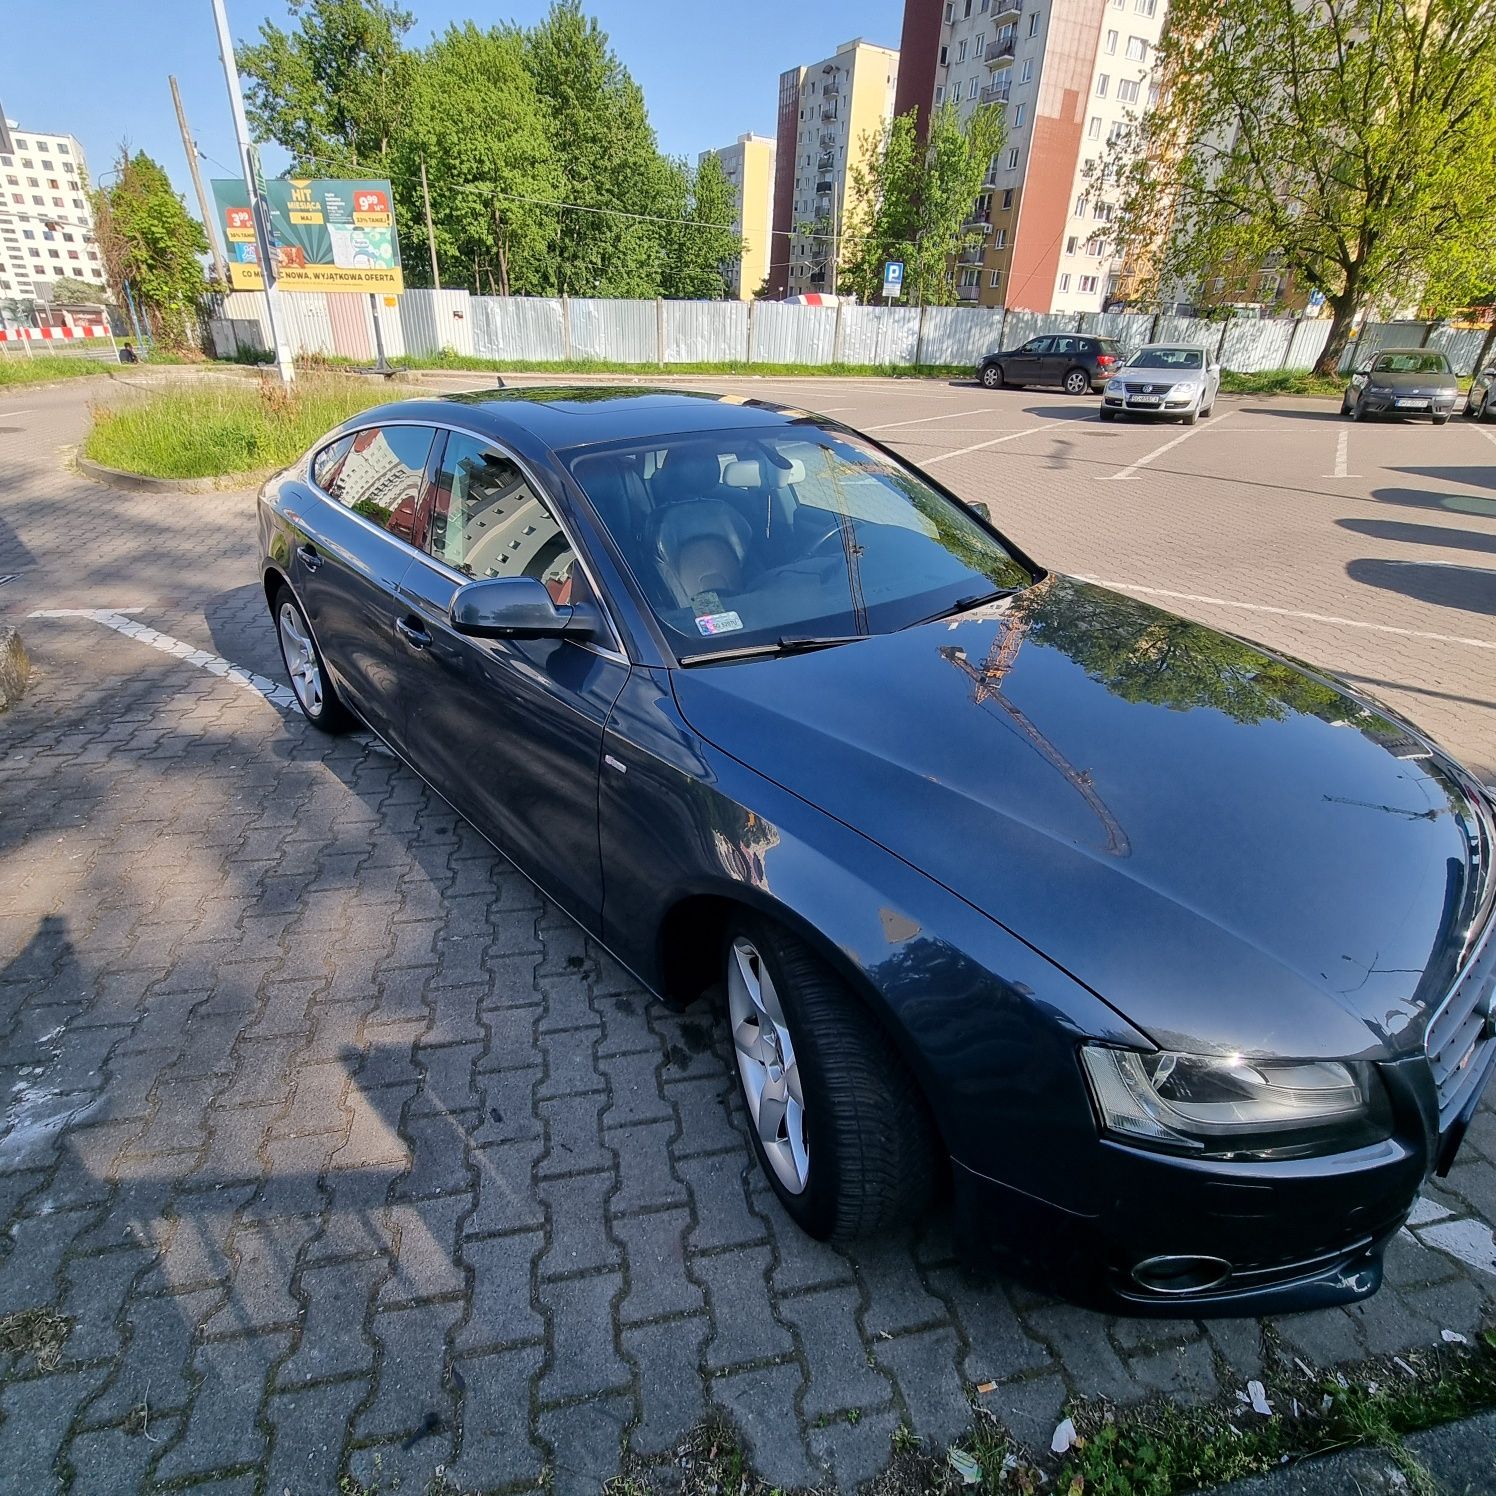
(1360, 390, 1458, 417)
(1102, 386, 1201, 415)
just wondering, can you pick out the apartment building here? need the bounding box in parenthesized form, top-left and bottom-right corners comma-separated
(699, 133, 776, 301)
(0, 115, 106, 303)
(769, 38, 899, 299)
(894, 0, 1168, 313)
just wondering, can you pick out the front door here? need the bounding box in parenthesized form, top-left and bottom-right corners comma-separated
(292, 423, 437, 745)
(1007, 336, 1050, 385)
(394, 430, 631, 927)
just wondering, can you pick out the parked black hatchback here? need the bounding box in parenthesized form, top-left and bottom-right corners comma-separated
(978, 334, 1122, 394)
(260, 388, 1495, 1316)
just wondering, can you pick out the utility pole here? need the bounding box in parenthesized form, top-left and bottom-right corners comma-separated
(419, 157, 441, 290)
(170, 75, 228, 286)
(210, 0, 295, 386)
(828, 177, 841, 298)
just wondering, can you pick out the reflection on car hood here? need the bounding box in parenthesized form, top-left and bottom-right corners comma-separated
(672, 576, 1482, 1058)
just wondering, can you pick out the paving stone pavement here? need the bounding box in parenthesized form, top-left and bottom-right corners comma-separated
(0, 376, 1492, 1495)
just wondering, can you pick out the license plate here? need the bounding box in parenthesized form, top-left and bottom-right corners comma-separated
(1130, 397, 1160, 407)
(1396, 398, 1429, 408)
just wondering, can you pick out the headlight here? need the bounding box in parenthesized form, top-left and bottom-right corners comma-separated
(1080, 1046, 1391, 1157)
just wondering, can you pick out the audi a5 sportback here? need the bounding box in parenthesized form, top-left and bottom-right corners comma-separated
(260, 389, 1496, 1314)
(1342, 348, 1459, 422)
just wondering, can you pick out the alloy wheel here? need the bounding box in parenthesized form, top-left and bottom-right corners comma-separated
(278, 601, 324, 717)
(1064, 369, 1090, 395)
(727, 935, 810, 1194)
(982, 365, 1003, 389)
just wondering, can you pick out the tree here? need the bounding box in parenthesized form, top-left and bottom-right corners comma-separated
(656, 154, 743, 300)
(395, 24, 559, 295)
(38, 275, 109, 306)
(840, 101, 1006, 306)
(238, 0, 414, 174)
(1097, 0, 1496, 375)
(91, 151, 208, 345)
(524, 0, 668, 296)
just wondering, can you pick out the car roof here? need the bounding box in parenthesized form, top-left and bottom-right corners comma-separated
(334, 386, 836, 452)
(1131, 342, 1209, 353)
(1370, 347, 1444, 356)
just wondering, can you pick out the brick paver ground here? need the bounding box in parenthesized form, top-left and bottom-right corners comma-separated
(0, 372, 1492, 1494)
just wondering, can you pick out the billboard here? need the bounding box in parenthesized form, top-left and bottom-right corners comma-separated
(211, 177, 403, 293)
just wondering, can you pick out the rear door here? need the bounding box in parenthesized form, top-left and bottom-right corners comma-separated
(394, 429, 632, 927)
(293, 423, 437, 746)
(1044, 335, 1083, 385)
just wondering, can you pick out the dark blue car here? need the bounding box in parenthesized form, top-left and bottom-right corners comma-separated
(259, 387, 1496, 1314)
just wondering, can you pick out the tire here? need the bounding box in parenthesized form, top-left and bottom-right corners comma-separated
(1433, 414, 1450, 425)
(1481, 394, 1496, 423)
(1349, 393, 1366, 422)
(1182, 406, 1199, 425)
(1062, 367, 1091, 396)
(723, 917, 936, 1241)
(1341, 392, 1354, 416)
(980, 363, 1004, 390)
(273, 584, 353, 733)
(1099, 406, 1118, 421)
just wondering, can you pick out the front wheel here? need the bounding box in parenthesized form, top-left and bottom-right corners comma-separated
(1482, 395, 1496, 423)
(1099, 406, 1118, 422)
(980, 363, 1004, 390)
(1349, 394, 1366, 422)
(1433, 413, 1450, 425)
(724, 918, 936, 1241)
(1062, 367, 1091, 396)
(273, 585, 353, 733)
(1182, 406, 1199, 425)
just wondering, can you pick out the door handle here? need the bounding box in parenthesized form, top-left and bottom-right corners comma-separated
(394, 615, 432, 650)
(295, 542, 322, 573)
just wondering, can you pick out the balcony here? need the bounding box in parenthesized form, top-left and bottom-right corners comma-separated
(992, 0, 1024, 19)
(815, 179, 833, 194)
(821, 102, 839, 121)
(809, 270, 826, 286)
(980, 82, 1011, 106)
(957, 283, 981, 301)
(957, 243, 985, 265)
(817, 151, 835, 170)
(961, 214, 992, 234)
(985, 36, 1017, 67)
(822, 80, 841, 97)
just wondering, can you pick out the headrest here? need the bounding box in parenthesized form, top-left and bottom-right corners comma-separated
(768, 455, 806, 484)
(722, 459, 762, 488)
(655, 449, 723, 505)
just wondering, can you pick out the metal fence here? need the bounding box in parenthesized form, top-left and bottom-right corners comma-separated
(207, 288, 1493, 378)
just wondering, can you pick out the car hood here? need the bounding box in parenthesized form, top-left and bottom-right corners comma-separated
(1120, 368, 1208, 386)
(1368, 371, 1459, 393)
(672, 576, 1484, 1059)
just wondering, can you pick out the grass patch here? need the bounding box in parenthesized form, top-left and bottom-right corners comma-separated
(0, 1308, 73, 1370)
(1219, 368, 1349, 398)
(83, 376, 402, 480)
(0, 355, 119, 388)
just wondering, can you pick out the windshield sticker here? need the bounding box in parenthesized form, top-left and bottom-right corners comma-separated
(695, 611, 744, 636)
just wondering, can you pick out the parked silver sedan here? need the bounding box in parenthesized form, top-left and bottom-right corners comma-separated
(1101, 343, 1220, 424)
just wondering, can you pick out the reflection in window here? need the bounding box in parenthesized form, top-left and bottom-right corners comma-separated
(320, 425, 434, 544)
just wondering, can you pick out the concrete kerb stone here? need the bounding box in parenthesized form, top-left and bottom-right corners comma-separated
(0, 624, 30, 711)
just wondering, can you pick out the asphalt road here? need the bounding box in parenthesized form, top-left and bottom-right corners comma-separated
(0, 371, 1491, 1496)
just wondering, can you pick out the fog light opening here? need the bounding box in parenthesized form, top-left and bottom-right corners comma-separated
(1131, 1254, 1233, 1295)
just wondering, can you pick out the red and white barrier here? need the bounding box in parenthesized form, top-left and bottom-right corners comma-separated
(0, 324, 112, 342)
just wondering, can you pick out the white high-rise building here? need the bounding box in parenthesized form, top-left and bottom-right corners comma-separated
(0, 114, 107, 303)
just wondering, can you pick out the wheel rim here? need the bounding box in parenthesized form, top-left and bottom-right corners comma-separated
(727, 936, 809, 1194)
(1066, 371, 1088, 394)
(983, 367, 1000, 387)
(278, 601, 324, 717)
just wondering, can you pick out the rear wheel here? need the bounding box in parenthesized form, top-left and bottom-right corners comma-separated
(273, 585, 353, 734)
(981, 363, 1005, 390)
(724, 917, 936, 1241)
(1062, 367, 1091, 396)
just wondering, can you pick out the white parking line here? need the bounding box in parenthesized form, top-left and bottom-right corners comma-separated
(1075, 579, 1496, 651)
(862, 407, 990, 432)
(1472, 426, 1496, 449)
(0, 410, 31, 420)
(1327, 428, 1360, 478)
(1096, 410, 1232, 480)
(29, 607, 300, 710)
(922, 423, 1067, 465)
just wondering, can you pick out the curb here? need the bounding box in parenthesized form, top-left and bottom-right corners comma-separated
(74, 454, 235, 495)
(0, 625, 30, 712)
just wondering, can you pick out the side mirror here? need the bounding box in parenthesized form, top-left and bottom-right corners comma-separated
(449, 575, 597, 641)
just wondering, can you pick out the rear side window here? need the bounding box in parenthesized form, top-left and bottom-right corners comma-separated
(323, 425, 436, 545)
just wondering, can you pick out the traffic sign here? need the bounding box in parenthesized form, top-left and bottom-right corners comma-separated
(883, 260, 905, 299)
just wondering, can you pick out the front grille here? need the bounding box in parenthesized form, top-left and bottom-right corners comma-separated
(1426, 793, 1496, 1126)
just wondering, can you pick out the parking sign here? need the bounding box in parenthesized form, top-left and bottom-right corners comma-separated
(883, 260, 905, 299)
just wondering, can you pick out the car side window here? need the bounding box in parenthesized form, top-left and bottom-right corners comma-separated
(323, 425, 435, 545)
(1052, 336, 1078, 356)
(312, 434, 354, 491)
(429, 431, 594, 609)
(1022, 337, 1049, 354)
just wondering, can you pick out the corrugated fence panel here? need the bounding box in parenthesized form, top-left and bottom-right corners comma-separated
(328, 294, 371, 360)
(1340, 321, 1422, 372)
(472, 297, 567, 361)
(752, 303, 836, 364)
(369, 297, 406, 360)
(399, 289, 474, 358)
(1220, 319, 1293, 372)
(666, 300, 748, 363)
(999, 309, 1052, 348)
(280, 295, 336, 356)
(918, 306, 1005, 365)
(1286, 317, 1330, 371)
(568, 299, 657, 362)
(839, 305, 922, 366)
(1429, 326, 1486, 377)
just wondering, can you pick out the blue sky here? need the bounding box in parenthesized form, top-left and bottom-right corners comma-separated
(2, 0, 903, 205)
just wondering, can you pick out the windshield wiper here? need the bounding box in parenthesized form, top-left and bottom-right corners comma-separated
(677, 634, 867, 667)
(900, 587, 1019, 631)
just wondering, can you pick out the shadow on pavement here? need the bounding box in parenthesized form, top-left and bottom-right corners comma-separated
(1345, 557, 1496, 618)
(1337, 517, 1496, 556)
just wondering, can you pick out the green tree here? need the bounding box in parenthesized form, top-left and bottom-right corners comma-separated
(238, 0, 414, 174)
(524, 0, 669, 296)
(91, 151, 208, 345)
(395, 24, 559, 295)
(38, 275, 109, 305)
(1097, 0, 1496, 375)
(657, 154, 743, 300)
(840, 101, 1006, 306)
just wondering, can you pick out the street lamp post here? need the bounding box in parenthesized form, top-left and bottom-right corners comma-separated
(209, 0, 295, 386)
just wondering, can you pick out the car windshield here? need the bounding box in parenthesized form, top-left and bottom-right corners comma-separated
(1371, 351, 1451, 374)
(565, 426, 1034, 660)
(1125, 348, 1204, 370)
